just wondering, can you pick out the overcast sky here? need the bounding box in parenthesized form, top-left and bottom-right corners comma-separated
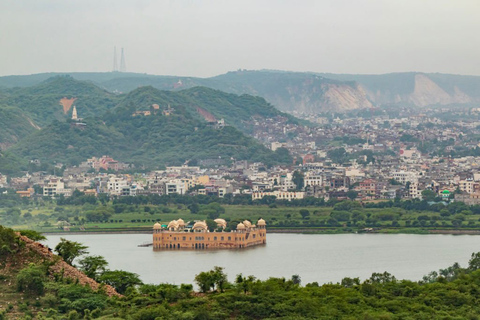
(1, 0, 479, 77)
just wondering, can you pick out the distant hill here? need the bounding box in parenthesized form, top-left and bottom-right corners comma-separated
(0, 75, 120, 126)
(3, 70, 480, 113)
(319, 72, 480, 107)
(0, 76, 295, 135)
(6, 85, 293, 168)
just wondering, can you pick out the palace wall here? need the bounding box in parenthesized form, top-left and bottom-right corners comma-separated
(153, 228, 266, 250)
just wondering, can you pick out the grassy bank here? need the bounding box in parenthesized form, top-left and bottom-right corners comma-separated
(3, 201, 480, 235)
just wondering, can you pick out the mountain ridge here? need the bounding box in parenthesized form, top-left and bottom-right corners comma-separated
(3, 70, 480, 113)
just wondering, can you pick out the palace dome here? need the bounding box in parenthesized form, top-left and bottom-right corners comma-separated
(167, 220, 178, 229)
(153, 222, 162, 229)
(177, 218, 185, 226)
(237, 222, 246, 230)
(214, 218, 227, 228)
(243, 220, 252, 228)
(193, 221, 208, 231)
(257, 219, 266, 226)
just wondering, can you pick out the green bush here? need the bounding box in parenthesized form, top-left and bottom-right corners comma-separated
(16, 264, 45, 296)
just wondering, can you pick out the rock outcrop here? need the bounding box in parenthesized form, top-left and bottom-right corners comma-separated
(19, 235, 121, 297)
(322, 83, 373, 111)
(408, 74, 472, 106)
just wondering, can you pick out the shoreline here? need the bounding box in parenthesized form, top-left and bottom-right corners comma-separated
(41, 228, 480, 236)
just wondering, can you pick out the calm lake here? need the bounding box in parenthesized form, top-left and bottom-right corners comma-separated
(44, 233, 480, 285)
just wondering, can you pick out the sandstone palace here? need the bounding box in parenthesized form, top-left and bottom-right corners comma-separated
(152, 218, 266, 250)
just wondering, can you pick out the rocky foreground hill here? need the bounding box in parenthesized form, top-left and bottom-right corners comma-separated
(1, 232, 120, 298)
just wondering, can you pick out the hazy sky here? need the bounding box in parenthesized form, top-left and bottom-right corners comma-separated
(1, 0, 479, 77)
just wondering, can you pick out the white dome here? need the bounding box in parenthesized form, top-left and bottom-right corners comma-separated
(214, 218, 227, 228)
(193, 221, 208, 231)
(243, 220, 252, 228)
(167, 220, 179, 230)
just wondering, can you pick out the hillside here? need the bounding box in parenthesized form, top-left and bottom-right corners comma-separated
(209, 70, 373, 113)
(321, 72, 480, 107)
(0, 75, 120, 126)
(0, 105, 39, 149)
(9, 86, 292, 168)
(0, 151, 26, 176)
(0, 226, 121, 319)
(115, 85, 298, 133)
(3, 70, 480, 113)
(9, 119, 129, 166)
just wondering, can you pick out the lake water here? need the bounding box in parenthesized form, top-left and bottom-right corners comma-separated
(44, 233, 480, 285)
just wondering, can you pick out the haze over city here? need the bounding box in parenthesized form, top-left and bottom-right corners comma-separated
(5, 1, 480, 319)
(1, 0, 480, 77)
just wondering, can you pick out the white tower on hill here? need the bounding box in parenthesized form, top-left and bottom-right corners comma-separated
(72, 106, 78, 120)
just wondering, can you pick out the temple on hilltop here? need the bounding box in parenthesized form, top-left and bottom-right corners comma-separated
(70, 105, 86, 129)
(72, 106, 78, 120)
(152, 218, 266, 250)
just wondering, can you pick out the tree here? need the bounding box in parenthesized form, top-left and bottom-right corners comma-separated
(292, 171, 304, 191)
(369, 272, 396, 284)
(18, 229, 46, 241)
(299, 209, 310, 219)
(468, 252, 480, 271)
(55, 238, 89, 265)
(188, 203, 200, 214)
(16, 264, 45, 296)
(195, 267, 229, 293)
(195, 271, 215, 293)
(421, 190, 436, 202)
(405, 181, 411, 192)
(389, 178, 401, 185)
(205, 219, 218, 232)
(79, 255, 108, 280)
(98, 270, 143, 294)
(0, 225, 21, 257)
(327, 147, 347, 164)
(235, 274, 256, 294)
(207, 211, 220, 220)
(291, 274, 301, 285)
(85, 206, 113, 222)
(211, 266, 228, 292)
(346, 190, 358, 201)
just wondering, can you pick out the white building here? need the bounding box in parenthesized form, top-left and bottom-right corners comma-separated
(165, 180, 187, 195)
(252, 191, 305, 201)
(44, 179, 71, 197)
(409, 182, 422, 199)
(304, 173, 323, 187)
(458, 179, 475, 194)
(0, 174, 7, 188)
(107, 176, 128, 195)
(391, 171, 419, 184)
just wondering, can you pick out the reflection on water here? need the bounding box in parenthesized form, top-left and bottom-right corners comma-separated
(44, 233, 480, 285)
